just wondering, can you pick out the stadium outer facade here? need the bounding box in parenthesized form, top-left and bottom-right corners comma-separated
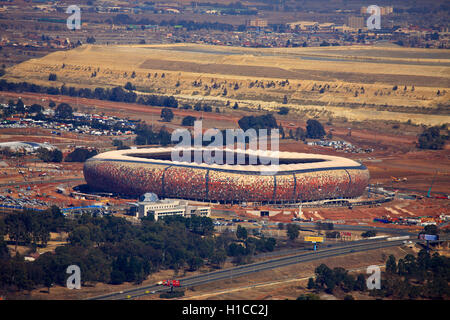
(83, 148, 370, 203)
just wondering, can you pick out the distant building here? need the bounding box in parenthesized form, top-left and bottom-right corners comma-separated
(318, 23, 336, 31)
(246, 18, 268, 28)
(287, 21, 318, 31)
(348, 16, 365, 29)
(361, 6, 393, 15)
(134, 193, 211, 221)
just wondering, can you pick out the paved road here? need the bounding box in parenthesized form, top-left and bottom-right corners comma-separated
(87, 237, 413, 300)
(295, 222, 416, 235)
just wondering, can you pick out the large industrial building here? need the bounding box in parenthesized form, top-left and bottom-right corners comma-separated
(83, 147, 370, 204)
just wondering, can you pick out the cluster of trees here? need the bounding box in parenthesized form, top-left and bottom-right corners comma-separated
(134, 123, 171, 146)
(109, 15, 239, 31)
(1, 99, 45, 119)
(306, 119, 326, 139)
(137, 94, 178, 109)
(417, 126, 448, 150)
(226, 225, 276, 265)
(286, 224, 300, 240)
(306, 249, 450, 299)
(65, 148, 98, 162)
(308, 264, 367, 294)
(112, 139, 130, 150)
(0, 210, 275, 294)
(55, 103, 73, 119)
(36, 147, 63, 163)
(374, 251, 450, 299)
(160, 108, 174, 122)
(0, 80, 179, 109)
(236, 115, 326, 141)
(279, 126, 306, 141)
(238, 114, 278, 132)
(1, 206, 65, 252)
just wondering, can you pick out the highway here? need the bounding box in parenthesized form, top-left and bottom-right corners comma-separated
(87, 237, 414, 300)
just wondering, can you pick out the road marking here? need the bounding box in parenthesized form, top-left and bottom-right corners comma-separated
(394, 206, 415, 216)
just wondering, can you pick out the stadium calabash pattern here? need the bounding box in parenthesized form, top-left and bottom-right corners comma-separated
(83, 148, 370, 203)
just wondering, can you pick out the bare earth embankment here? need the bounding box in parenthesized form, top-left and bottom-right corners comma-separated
(3, 43, 449, 126)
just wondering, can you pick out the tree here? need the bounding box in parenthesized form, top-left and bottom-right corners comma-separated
(210, 250, 227, 268)
(124, 82, 136, 91)
(51, 149, 63, 162)
(160, 107, 174, 122)
(55, 103, 73, 119)
(29, 104, 44, 114)
(295, 127, 306, 141)
(386, 255, 397, 274)
(279, 126, 285, 139)
(181, 116, 196, 126)
(15, 99, 25, 113)
(418, 127, 446, 150)
(238, 114, 278, 132)
(307, 277, 315, 289)
(354, 274, 366, 291)
(236, 225, 248, 240)
(278, 106, 289, 115)
(65, 148, 97, 162)
(37, 148, 63, 163)
(423, 225, 438, 235)
(306, 119, 326, 139)
(286, 224, 299, 240)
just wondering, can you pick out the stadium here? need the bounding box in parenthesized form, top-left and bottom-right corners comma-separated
(83, 147, 370, 203)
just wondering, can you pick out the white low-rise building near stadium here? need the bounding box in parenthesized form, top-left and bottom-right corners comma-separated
(134, 193, 211, 221)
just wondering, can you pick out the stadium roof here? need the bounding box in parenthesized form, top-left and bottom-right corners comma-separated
(88, 147, 364, 174)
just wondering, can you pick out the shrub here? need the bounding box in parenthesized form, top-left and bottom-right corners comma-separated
(181, 116, 196, 126)
(159, 290, 185, 299)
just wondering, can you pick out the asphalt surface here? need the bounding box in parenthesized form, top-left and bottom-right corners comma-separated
(87, 237, 414, 300)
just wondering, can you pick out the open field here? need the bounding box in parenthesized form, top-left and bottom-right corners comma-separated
(4, 44, 450, 126)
